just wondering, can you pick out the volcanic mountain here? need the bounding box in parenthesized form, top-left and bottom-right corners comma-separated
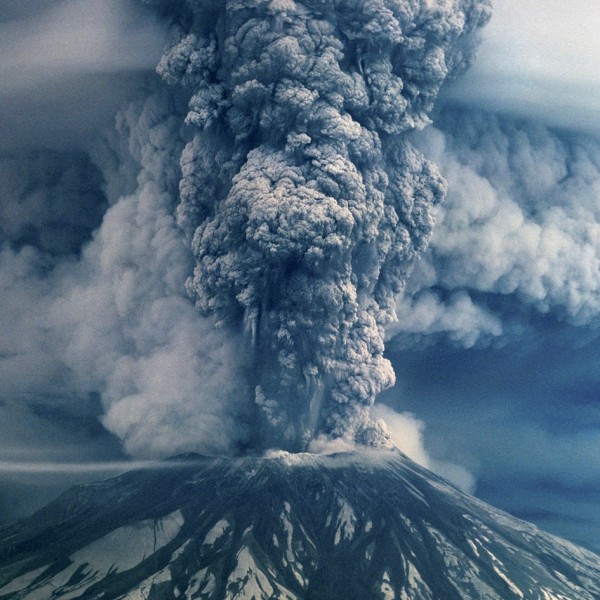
(0, 450, 599, 599)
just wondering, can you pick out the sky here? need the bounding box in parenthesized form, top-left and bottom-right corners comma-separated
(384, 0, 600, 552)
(1, 0, 600, 555)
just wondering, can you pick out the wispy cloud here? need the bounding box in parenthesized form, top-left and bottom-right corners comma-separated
(0, 460, 166, 474)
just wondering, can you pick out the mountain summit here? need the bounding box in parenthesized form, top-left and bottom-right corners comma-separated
(0, 450, 599, 599)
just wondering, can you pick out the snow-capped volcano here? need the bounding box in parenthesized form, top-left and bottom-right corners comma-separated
(0, 450, 599, 599)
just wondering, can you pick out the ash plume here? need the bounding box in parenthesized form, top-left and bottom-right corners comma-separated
(0, 91, 253, 459)
(155, 0, 491, 450)
(0, 0, 490, 461)
(391, 108, 600, 347)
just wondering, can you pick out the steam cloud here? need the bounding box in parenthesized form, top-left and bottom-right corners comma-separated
(391, 108, 600, 347)
(0, 0, 491, 458)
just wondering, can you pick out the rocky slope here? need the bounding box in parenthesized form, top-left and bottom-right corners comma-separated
(0, 450, 599, 599)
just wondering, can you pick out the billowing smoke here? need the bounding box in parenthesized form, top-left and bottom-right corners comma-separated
(390, 107, 600, 347)
(0, 90, 253, 458)
(0, 0, 491, 460)
(154, 0, 491, 451)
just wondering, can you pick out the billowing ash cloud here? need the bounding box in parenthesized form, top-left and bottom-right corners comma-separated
(0, 90, 252, 459)
(390, 108, 600, 347)
(0, 0, 491, 460)
(155, 0, 491, 451)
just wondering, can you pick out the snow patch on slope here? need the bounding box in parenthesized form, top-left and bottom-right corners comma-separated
(426, 526, 500, 599)
(278, 501, 308, 587)
(226, 546, 296, 600)
(401, 561, 433, 599)
(480, 545, 524, 598)
(540, 590, 575, 600)
(203, 519, 230, 546)
(118, 566, 172, 599)
(0, 564, 50, 596)
(186, 567, 217, 598)
(380, 570, 395, 600)
(332, 496, 357, 545)
(6, 510, 184, 600)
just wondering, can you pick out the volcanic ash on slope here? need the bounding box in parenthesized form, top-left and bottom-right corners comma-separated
(0, 450, 599, 599)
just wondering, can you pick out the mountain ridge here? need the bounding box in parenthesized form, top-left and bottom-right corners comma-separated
(0, 449, 599, 599)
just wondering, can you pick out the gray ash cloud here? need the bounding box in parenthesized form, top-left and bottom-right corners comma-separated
(391, 107, 600, 348)
(0, 0, 490, 459)
(155, 0, 491, 451)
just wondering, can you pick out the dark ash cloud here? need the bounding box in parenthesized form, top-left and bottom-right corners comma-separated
(0, 0, 493, 461)
(162, 0, 491, 450)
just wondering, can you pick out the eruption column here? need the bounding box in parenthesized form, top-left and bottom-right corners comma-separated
(156, 0, 491, 451)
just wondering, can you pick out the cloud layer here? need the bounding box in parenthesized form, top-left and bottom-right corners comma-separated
(390, 108, 600, 347)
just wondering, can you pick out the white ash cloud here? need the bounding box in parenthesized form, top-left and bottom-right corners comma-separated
(159, 0, 491, 450)
(69, 93, 255, 457)
(0, 90, 253, 458)
(371, 404, 475, 492)
(391, 108, 600, 346)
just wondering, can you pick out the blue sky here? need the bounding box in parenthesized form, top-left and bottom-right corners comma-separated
(0, 0, 600, 555)
(384, 316, 600, 552)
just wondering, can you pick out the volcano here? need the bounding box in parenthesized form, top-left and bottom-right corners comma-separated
(0, 450, 599, 599)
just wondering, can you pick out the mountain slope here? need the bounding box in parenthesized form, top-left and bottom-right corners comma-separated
(0, 450, 599, 599)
